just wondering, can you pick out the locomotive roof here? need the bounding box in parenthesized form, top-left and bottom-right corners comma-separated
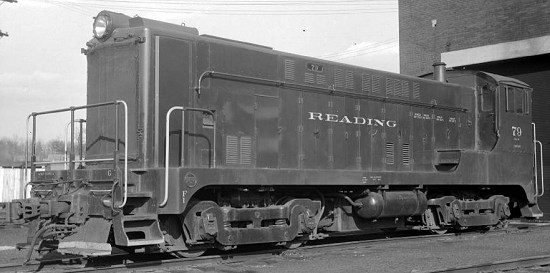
(96, 10, 530, 93)
(423, 70, 531, 89)
(481, 71, 531, 89)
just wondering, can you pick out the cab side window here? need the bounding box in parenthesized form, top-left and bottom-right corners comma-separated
(505, 85, 529, 115)
(514, 88, 524, 113)
(480, 84, 495, 112)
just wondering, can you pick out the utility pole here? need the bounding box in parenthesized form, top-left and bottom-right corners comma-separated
(0, 0, 17, 39)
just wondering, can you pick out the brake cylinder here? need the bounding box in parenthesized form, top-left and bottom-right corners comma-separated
(354, 191, 427, 219)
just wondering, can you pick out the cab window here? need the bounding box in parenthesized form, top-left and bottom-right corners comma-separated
(505, 85, 528, 115)
(480, 83, 495, 112)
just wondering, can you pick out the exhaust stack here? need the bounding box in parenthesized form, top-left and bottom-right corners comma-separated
(433, 62, 446, 83)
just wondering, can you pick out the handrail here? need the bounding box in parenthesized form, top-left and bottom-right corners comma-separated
(64, 119, 86, 169)
(536, 140, 544, 197)
(161, 106, 216, 207)
(25, 100, 129, 208)
(115, 100, 129, 208)
(33, 158, 115, 165)
(194, 70, 469, 113)
(533, 122, 545, 197)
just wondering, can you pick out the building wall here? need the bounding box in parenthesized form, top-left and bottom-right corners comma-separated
(399, 0, 550, 76)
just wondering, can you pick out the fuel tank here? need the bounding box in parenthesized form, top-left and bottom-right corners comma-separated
(354, 191, 427, 219)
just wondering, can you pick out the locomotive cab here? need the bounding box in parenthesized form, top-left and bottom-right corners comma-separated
(444, 71, 534, 153)
(431, 69, 543, 210)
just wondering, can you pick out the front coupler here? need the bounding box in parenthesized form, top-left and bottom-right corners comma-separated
(0, 198, 73, 225)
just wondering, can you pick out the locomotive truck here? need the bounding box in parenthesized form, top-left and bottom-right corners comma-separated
(0, 10, 544, 260)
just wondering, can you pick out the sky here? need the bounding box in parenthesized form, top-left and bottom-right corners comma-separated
(0, 0, 399, 141)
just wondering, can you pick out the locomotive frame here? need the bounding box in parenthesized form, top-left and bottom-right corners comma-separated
(0, 10, 544, 260)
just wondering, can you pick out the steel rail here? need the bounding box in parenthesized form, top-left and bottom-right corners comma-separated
(0, 230, 452, 272)
(422, 254, 550, 273)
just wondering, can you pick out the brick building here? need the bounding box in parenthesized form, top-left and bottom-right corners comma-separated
(399, 0, 550, 76)
(399, 0, 550, 218)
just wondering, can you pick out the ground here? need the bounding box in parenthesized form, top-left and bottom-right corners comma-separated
(2, 223, 550, 272)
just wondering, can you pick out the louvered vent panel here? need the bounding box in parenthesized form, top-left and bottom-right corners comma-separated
(402, 81, 410, 98)
(345, 71, 354, 89)
(316, 74, 326, 85)
(334, 69, 345, 88)
(372, 76, 381, 93)
(240, 136, 252, 165)
(284, 59, 296, 81)
(305, 73, 315, 84)
(402, 143, 410, 165)
(385, 142, 395, 165)
(362, 74, 371, 93)
(394, 79, 402, 97)
(386, 78, 393, 96)
(226, 135, 239, 165)
(413, 82, 420, 99)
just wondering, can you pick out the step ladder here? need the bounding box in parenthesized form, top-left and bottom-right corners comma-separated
(112, 191, 164, 246)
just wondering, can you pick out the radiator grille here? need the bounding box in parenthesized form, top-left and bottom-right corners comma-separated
(402, 81, 410, 98)
(334, 68, 345, 88)
(305, 72, 315, 84)
(402, 143, 411, 165)
(385, 142, 395, 165)
(316, 74, 326, 85)
(413, 82, 420, 99)
(362, 74, 371, 93)
(240, 136, 252, 165)
(225, 135, 253, 166)
(284, 59, 296, 81)
(345, 70, 354, 89)
(226, 135, 239, 165)
(372, 75, 381, 93)
(386, 78, 393, 96)
(394, 79, 402, 97)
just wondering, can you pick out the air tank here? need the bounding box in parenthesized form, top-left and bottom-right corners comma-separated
(354, 191, 427, 219)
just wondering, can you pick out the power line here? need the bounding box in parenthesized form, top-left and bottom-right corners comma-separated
(316, 38, 398, 59)
(69, 0, 396, 6)
(332, 42, 398, 60)
(56, 0, 397, 16)
(50, 1, 96, 17)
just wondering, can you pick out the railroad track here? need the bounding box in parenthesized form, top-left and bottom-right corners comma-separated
(0, 223, 546, 273)
(421, 255, 550, 273)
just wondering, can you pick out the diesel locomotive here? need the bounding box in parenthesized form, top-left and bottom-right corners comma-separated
(0, 10, 545, 260)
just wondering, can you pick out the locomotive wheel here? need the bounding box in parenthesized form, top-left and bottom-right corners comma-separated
(429, 228, 448, 235)
(283, 240, 305, 249)
(174, 248, 207, 258)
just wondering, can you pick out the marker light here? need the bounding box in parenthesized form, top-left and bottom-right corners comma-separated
(93, 13, 112, 40)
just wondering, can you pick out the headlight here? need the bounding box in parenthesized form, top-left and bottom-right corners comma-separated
(93, 13, 112, 40)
